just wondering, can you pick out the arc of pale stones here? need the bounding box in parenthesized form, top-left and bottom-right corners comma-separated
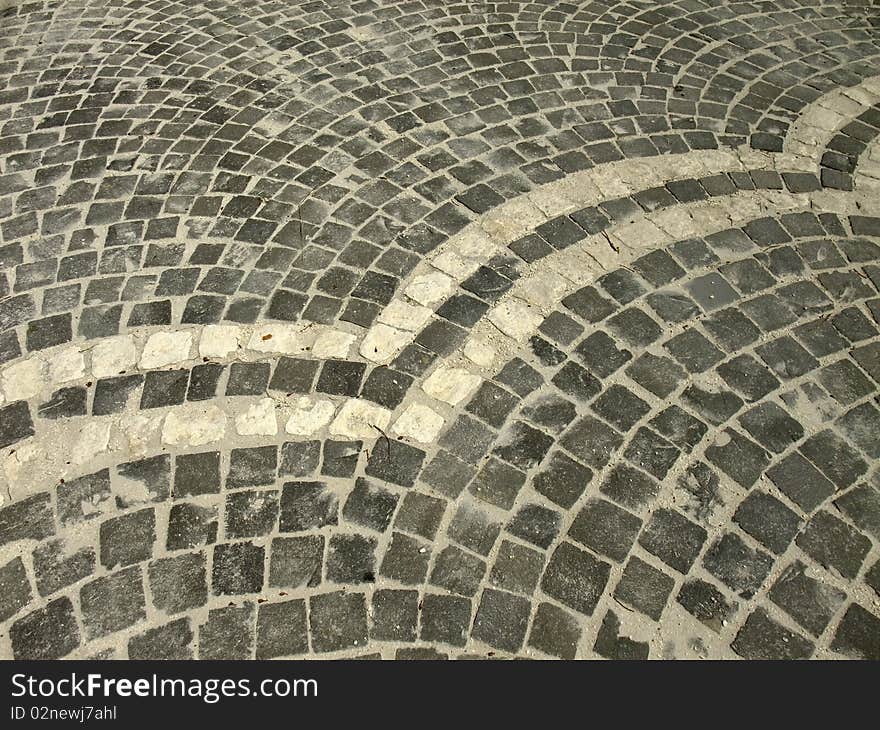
(5, 80, 880, 499)
(1, 150, 792, 406)
(9, 76, 880, 409)
(854, 134, 880, 192)
(4, 186, 878, 502)
(360, 74, 880, 369)
(784, 74, 880, 171)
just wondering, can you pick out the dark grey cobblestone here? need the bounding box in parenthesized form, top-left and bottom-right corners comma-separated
(2, 214, 879, 658)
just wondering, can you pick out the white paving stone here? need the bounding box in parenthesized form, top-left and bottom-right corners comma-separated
(247, 324, 308, 353)
(613, 217, 669, 252)
(329, 399, 392, 438)
(285, 397, 335, 436)
(311, 329, 356, 358)
(360, 323, 411, 362)
(120, 413, 163, 456)
(199, 325, 241, 358)
(1, 358, 43, 400)
(589, 165, 635, 198)
(392, 403, 445, 443)
(432, 250, 477, 279)
(517, 270, 571, 310)
(2, 442, 39, 487)
(463, 337, 496, 368)
(528, 186, 575, 217)
(450, 228, 497, 259)
(71, 421, 111, 466)
(378, 300, 434, 332)
(46, 347, 85, 385)
(487, 298, 543, 342)
(422, 366, 481, 406)
(404, 271, 455, 306)
(162, 406, 227, 446)
(235, 398, 278, 436)
(90, 335, 137, 378)
(140, 331, 192, 369)
(480, 196, 546, 242)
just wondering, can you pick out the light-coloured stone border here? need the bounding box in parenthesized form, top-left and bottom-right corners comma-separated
(355, 76, 880, 369)
(0, 321, 364, 407)
(356, 147, 805, 363)
(5, 86, 880, 506)
(0, 156, 806, 403)
(450, 187, 880, 376)
(6, 187, 878, 505)
(1, 150, 779, 383)
(0, 388, 455, 504)
(855, 134, 880, 191)
(785, 74, 880, 170)
(4, 76, 878, 392)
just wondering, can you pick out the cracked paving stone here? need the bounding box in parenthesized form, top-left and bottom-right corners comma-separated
(569, 498, 641, 563)
(676, 580, 738, 633)
(830, 604, 880, 660)
(310, 591, 368, 653)
(419, 594, 471, 647)
(613, 556, 674, 621)
(594, 610, 649, 660)
(10, 597, 80, 660)
(769, 561, 846, 637)
(638, 509, 707, 574)
(732, 608, 814, 660)
(370, 589, 418, 642)
(430, 545, 486, 597)
(472, 589, 531, 653)
(702, 532, 773, 599)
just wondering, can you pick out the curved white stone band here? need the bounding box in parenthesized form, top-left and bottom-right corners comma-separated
(855, 135, 880, 191)
(453, 188, 880, 376)
(785, 74, 880, 170)
(5, 187, 877, 505)
(357, 147, 806, 364)
(0, 150, 801, 404)
(0, 321, 362, 408)
(0, 390, 450, 505)
(5, 75, 880, 393)
(359, 75, 880, 368)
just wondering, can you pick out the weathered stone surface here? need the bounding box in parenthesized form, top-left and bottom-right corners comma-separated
(1, 2, 879, 662)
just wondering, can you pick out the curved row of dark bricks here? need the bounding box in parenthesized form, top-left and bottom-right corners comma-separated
(3, 214, 878, 658)
(2, 190, 880, 451)
(2, 3, 880, 353)
(418, 223, 880, 658)
(0, 164, 868, 365)
(819, 102, 880, 190)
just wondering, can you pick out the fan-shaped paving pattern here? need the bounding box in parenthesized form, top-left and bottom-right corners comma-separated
(2, 212, 879, 660)
(3, 0, 880, 359)
(2, 0, 880, 660)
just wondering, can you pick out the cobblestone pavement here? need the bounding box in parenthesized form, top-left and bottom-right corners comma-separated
(1, 0, 879, 660)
